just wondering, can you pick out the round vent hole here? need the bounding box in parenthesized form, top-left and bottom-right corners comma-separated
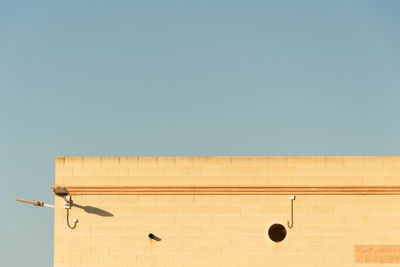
(268, 223, 286, 242)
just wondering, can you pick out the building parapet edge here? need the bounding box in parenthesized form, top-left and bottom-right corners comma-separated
(51, 185, 400, 195)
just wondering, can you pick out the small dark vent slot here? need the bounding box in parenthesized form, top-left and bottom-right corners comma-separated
(148, 233, 162, 241)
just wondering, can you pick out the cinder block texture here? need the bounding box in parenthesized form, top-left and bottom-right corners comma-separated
(54, 156, 400, 266)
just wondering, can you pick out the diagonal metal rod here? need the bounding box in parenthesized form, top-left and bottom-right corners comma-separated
(14, 198, 55, 208)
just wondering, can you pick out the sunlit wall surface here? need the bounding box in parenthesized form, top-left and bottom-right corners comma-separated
(54, 156, 400, 266)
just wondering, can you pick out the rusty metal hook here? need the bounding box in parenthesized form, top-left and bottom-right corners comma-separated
(287, 195, 295, 229)
(66, 209, 78, 229)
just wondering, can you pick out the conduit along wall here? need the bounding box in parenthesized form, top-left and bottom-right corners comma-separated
(53, 156, 400, 266)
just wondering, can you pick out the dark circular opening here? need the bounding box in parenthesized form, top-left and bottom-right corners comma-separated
(268, 223, 286, 242)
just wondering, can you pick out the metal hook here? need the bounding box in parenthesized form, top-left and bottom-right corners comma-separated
(66, 209, 78, 229)
(287, 195, 295, 229)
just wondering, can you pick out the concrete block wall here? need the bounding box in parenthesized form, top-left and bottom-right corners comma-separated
(54, 156, 400, 266)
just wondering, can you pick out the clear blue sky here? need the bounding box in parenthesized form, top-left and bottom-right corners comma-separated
(1, 1, 399, 265)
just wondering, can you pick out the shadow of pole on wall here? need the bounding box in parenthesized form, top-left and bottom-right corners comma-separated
(72, 203, 114, 217)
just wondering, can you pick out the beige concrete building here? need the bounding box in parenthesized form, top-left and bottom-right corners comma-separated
(53, 156, 400, 266)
